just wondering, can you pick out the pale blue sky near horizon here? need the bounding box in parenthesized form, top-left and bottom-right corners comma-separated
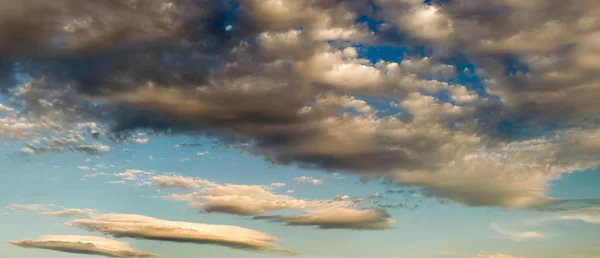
(1, 135, 599, 258)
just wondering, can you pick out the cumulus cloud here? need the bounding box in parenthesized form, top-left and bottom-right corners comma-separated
(69, 214, 298, 255)
(1, 0, 600, 210)
(9, 235, 155, 258)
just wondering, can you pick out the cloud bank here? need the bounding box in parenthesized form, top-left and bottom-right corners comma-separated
(1, 0, 600, 209)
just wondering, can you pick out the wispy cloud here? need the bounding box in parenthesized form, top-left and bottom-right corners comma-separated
(9, 235, 155, 258)
(490, 223, 546, 242)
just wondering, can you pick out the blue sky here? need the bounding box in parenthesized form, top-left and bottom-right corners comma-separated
(1, 1, 600, 258)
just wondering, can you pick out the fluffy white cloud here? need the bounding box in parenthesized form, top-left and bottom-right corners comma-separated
(9, 235, 155, 258)
(69, 214, 298, 255)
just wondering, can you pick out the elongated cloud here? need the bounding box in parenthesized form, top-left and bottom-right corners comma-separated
(8, 235, 155, 258)
(5, 204, 96, 217)
(159, 176, 395, 230)
(254, 208, 394, 230)
(69, 214, 298, 255)
(490, 223, 546, 242)
(469, 252, 534, 258)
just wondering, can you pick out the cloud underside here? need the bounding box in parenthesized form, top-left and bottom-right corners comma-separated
(9, 235, 155, 258)
(254, 208, 394, 230)
(69, 214, 298, 255)
(1, 0, 600, 208)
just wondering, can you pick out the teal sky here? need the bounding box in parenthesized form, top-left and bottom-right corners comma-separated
(1, 1, 600, 258)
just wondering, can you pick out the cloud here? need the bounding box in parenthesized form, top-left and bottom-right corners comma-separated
(2, 0, 600, 210)
(254, 208, 394, 230)
(468, 252, 534, 258)
(490, 223, 546, 242)
(154, 174, 395, 230)
(294, 176, 323, 186)
(5, 204, 96, 217)
(39, 209, 96, 217)
(115, 169, 154, 181)
(149, 175, 214, 189)
(69, 214, 298, 255)
(9, 235, 155, 258)
(132, 138, 149, 144)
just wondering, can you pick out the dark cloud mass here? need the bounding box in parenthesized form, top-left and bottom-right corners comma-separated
(1, 0, 600, 209)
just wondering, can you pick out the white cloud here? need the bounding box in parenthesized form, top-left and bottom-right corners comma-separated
(9, 235, 155, 258)
(132, 138, 149, 144)
(469, 252, 534, 258)
(115, 169, 154, 181)
(295, 176, 323, 186)
(69, 214, 298, 255)
(5, 204, 96, 217)
(490, 223, 546, 242)
(39, 208, 96, 217)
(149, 175, 214, 189)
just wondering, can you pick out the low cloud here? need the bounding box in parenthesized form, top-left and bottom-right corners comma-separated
(9, 235, 155, 258)
(69, 214, 298, 255)
(157, 174, 395, 230)
(254, 208, 394, 230)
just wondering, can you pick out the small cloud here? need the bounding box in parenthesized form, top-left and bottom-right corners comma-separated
(490, 223, 546, 242)
(197, 151, 210, 156)
(295, 176, 324, 186)
(77, 166, 90, 171)
(132, 138, 149, 144)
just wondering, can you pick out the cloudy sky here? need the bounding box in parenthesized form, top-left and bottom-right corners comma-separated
(1, 0, 600, 257)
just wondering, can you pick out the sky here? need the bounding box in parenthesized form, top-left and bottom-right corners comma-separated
(0, 0, 600, 258)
